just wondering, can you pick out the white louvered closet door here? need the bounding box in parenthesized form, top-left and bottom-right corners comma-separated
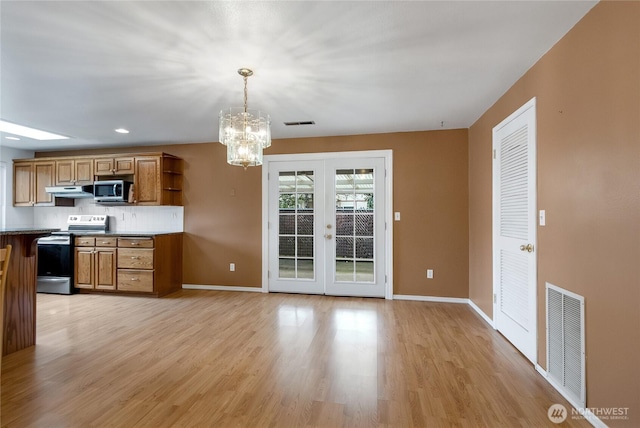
(492, 98, 537, 363)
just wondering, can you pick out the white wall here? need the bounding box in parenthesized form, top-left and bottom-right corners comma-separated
(34, 198, 184, 232)
(0, 145, 35, 228)
(0, 162, 6, 228)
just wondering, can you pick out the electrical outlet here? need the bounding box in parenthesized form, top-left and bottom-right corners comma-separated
(426, 269, 433, 279)
(230, 263, 235, 272)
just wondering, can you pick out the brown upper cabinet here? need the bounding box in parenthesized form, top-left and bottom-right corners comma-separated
(13, 160, 58, 206)
(13, 152, 182, 206)
(132, 155, 183, 206)
(94, 156, 135, 176)
(55, 158, 94, 185)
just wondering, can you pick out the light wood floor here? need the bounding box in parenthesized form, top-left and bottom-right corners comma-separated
(1, 290, 588, 427)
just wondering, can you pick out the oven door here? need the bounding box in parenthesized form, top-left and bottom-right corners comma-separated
(37, 239, 74, 294)
(38, 243, 73, 277)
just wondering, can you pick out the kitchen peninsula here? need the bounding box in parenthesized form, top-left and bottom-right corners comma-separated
(0, 228, 58, 355)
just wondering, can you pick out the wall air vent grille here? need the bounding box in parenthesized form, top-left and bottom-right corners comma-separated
(284, 121, 316, 126)
(546, 282, 585, 408)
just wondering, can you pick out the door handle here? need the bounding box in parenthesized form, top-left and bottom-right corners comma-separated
(519, 244, 534, 253)
(324, 234, 333, 240)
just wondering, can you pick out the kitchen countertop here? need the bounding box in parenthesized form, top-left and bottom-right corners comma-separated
(68, 231, 182, 236)
(1, 229, 182, 237)
(0, 228, 60, 236)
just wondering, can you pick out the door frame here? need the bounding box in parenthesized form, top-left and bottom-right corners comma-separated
(262, 150, 394, 299)
(492, 97, 537, 363)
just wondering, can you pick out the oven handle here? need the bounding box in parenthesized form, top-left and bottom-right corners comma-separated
(37, 277, 71, 283)
(38, 240, 71, 245)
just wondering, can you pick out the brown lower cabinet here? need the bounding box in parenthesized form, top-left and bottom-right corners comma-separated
(74, 237, 117, 290)
(74, 233, 182, 296)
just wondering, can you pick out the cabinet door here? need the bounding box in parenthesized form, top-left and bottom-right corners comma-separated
(74, 159, 94, 184)
(55, 160, 75, 185)
(75, 248, 94, 289)
(134, 157, 161, 205)
(13, 162, 33, 206)
(94, 158, 115, 176)
(33, 162, 55, 205)
(114, 157, 135, 174)
(95, 248, 117, 290)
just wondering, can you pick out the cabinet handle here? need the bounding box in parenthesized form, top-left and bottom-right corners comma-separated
(130, 278, 139, 281)
(100, 241, 110, 244)
(130, 242, 139, 246)
(131, 256, 140, 260)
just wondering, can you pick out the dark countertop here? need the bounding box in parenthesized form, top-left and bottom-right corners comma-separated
(70, 231, 182, 237)
(1, 229, 182, 237)
(0, 228, 60, 236)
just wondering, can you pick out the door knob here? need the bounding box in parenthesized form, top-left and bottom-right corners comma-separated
(326, 224, 332, 229)
(324, 234, 333, 239)
(519, 244, 534, 253)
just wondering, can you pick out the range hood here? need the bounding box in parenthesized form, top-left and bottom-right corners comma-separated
(45, 185, 94, 198)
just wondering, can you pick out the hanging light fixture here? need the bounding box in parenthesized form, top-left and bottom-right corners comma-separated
(219, 68, 271, 169)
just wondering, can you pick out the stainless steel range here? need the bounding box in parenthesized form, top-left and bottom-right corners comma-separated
(37, 215, 110, 294)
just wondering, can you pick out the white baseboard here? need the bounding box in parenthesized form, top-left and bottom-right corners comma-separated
(182, 284, 265, 293)
(468, 299, 495, 328)
(535, 365, 606, 428)
(393, 294, 469, 304)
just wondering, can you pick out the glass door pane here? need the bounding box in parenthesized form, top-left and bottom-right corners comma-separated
(335, 168, 375, 282)
(278, 171, 315, 280)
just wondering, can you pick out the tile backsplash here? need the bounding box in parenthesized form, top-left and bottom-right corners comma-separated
(34, 198, 184, 232)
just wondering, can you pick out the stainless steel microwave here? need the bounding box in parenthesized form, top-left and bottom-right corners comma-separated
(93, 180, 132, 203)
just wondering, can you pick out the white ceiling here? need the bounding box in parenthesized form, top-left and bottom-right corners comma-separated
(0, 1, 597, 152)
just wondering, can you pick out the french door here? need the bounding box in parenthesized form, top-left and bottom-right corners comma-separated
(266, 154, 388, 298)
(493, 98, 537, 363)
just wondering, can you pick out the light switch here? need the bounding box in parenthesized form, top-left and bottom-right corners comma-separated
(539, 210, 546, 226)
(394, 212, 401, 221)
(230, 263, 235, 272)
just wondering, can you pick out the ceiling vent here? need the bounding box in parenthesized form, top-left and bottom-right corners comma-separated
(284, 121, 316, 126)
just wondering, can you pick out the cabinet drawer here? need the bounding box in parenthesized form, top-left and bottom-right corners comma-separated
(118, 237, 154, 248)
(117, 270, 153, 292)
(95, 237, 117, 247)
(75, 237, 96, 247)
(118, 248, 154, 269)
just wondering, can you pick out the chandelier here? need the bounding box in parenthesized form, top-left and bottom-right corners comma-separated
(219, 68, 271, 169)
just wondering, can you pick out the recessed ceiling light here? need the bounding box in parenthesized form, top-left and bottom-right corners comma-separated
(0, 119, 69, 140)
(115, 128, 129, 134)
(5, 136, 20, 141)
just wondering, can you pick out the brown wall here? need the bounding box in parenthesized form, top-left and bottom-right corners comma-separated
(468, 2, 640, 424)
(45, 129, 469, 297)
